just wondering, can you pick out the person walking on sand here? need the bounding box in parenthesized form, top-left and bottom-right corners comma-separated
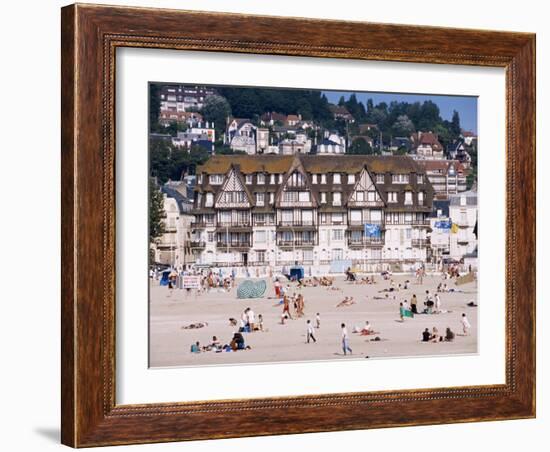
(461, 313, 471, 335)
(282, 295, 293, 320)
(306, 320, 317, 343)
(341, 323, 353, 355)
(315, 312, 321, 329)
(274, 278, 281, 299)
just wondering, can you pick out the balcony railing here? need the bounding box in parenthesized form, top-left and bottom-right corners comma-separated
(156, 241, 177, 249)
(412, 239, 428, 247)
(277, 239, 316, 247)
(277, 221, 316, 227)
(348, 238, 384, 247)
(347, 200, 385, 207)
(216, 241, 252, 249)
(388, 219, 430, 226)
(217, 221, 251, 228)
(348, 220, 384, 227)
(189, 241, 206, 248)
(191, 221, 212, 228)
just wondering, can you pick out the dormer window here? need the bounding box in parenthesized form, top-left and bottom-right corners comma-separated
(321, 174, 327, 184)
(257, 173, 265, 184)
(392, 174, 409, 184)
(417, 174, 424, 184)
(418, 191, 425, 205)
(312, 174, 318, 184)
(333, 174, 341, 184)
(404, 191, 413, 205)
(376, 174, 385, 184)
(348, 174, 356, 184)
(209, 174, 223, 185)
(245, 174, 253, 184)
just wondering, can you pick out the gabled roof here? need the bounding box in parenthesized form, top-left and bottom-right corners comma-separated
(416, 159, 465, 175)
(411, 131, 443, 151)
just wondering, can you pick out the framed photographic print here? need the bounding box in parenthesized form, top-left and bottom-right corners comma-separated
(61, 3, 536, 447)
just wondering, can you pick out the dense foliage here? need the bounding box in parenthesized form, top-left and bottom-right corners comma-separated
(217, 87, 333, 124)
(149, 178, 165, 245)
(149, 140, 210, 184)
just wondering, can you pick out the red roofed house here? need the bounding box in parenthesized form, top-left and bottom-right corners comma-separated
(285, 114, 302, 126)
(410, 131, 444, 160)
(461, 130, 478, 146)
(329, 105, 355, 123)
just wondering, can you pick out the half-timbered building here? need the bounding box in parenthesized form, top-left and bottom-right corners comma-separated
(191, 154, 434, 275)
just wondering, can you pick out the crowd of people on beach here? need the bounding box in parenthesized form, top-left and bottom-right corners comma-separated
(184, 266, 476, 359)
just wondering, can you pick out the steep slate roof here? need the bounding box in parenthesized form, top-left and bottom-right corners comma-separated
(195, 155, 434, 213)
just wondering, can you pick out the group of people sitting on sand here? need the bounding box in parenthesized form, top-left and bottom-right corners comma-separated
(356, 275, 377, 285)
(190, 332, 252, 354)
(378, 279, 403, 293)
(436, 282, 459, 293)
(421, 326, 455, 343)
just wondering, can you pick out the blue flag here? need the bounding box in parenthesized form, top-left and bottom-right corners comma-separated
(364, 223, 381, 238)
(435, 220, 452, 229)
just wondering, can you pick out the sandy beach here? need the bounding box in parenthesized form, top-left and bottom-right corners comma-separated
(149, 273, 478, 368)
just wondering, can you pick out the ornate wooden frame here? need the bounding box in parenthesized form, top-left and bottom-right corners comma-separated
(61, 3, 536, 447)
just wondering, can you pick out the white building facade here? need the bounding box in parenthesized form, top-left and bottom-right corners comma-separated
(449, 190, 478, 260)
(191, 155, 434, 276)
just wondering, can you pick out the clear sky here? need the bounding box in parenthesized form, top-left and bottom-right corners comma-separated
(322, 90, 478, 134)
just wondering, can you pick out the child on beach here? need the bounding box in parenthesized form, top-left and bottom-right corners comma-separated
(190, 341, 200, 353)
(257, 314, 264, 331)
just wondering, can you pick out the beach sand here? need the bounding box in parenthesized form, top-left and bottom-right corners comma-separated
(149, 273, 478, 367)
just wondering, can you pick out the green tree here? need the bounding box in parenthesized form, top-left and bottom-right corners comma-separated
(392, 114, 415, 136)
(202, 94, 232, 139)
(149, 178, 165, 245)
(149, 84, 161, 133)
(347, 137, 373, 155)
(450, 110, 462, 140)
